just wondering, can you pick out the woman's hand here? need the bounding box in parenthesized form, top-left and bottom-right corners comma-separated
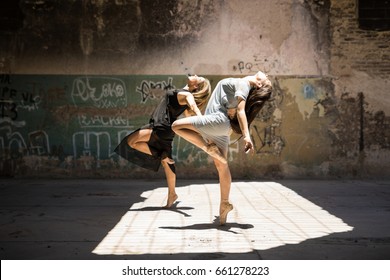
(243, 136, 254, 154)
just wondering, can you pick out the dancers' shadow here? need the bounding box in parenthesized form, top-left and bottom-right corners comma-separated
(160, 218, 254, 234)
(128, 201, 193, 217)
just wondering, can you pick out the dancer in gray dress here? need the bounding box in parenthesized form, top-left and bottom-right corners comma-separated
(172, 71, 272, 224)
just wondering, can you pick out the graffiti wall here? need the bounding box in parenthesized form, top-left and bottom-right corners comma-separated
(1, 74, 389, 179)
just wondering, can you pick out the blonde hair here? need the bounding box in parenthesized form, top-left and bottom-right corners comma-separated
(192, 77, 211, 111)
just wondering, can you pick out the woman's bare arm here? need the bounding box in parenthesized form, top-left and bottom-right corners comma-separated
(236, 97, 253, 153)
(177, 91, 202, 117)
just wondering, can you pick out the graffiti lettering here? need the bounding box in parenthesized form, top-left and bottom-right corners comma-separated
(19, 95, 41, 112)
(252, 124, 284, 156)
(21, 91, 35, 103)
(71, 77, 127, 108)
(0, 100, 18, 120)
(234, 61, 254, 73)
(79, 114, 128, 127)
(0, 126, 49, 161)
(29, 130, 50, 155)
(1, 85, 39, 113)
(1, 87, 17, 99)
(0, 74, 11, 84)
(72, 131, 112, 160)
(102, 83, 125, 99)
(233, 54, 280, 73)
(136, 77, 174, 103)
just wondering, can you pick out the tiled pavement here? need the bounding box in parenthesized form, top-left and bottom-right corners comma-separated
(1, 179, 389, 260)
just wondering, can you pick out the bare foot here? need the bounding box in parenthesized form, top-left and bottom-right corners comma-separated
(164, 193, 178, 208)
(206, 143, 227, 164)
(162, 157, 175, 164)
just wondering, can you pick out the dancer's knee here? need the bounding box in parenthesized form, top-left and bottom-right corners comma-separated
(171, 120, 181, 132)
(172, 120, 195, 133)
(126, 135, 135, 148)
(214, 159, 229, 172)
(162, 161, 176, 174)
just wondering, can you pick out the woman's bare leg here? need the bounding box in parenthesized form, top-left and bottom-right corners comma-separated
(213, 158, 231, 202)
(172, 119, 226, 163)
(172, 119, 208, 150)
(128, 129, 177, 206)
(127, 128, 153, 155)
(161, 161, 178, 208)
(213, 157, 233, 225)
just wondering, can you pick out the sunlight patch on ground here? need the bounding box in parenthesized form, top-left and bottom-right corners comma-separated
(93, 182, 353, 255)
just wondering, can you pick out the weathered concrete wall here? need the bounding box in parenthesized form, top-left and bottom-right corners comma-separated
(1, 0, 330, 75)
(1, 73, 388, 179)
(1, 0, 389, 179)
(330, 1, 390, 114)
(328, 0, 390, 178)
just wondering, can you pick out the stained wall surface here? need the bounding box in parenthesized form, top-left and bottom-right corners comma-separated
(0, 0, 389, 179)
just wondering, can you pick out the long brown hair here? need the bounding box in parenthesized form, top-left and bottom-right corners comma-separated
(230, 80, 273, 135)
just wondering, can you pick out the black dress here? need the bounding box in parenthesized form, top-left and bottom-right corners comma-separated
(114, 89, 189, 171)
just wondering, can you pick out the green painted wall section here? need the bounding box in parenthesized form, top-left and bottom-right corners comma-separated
(1, 74, 389, 179)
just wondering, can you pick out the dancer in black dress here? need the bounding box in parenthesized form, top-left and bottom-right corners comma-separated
(115, 75, 211, 207)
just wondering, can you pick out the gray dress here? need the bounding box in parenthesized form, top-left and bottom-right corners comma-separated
(189, 77, 251, 155)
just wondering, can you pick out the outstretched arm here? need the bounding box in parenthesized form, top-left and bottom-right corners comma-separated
(236, 97, 254, 153)
(177, 91, 202, 117)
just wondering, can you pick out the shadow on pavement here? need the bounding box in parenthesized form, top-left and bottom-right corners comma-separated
(1, 179, 389, 260)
